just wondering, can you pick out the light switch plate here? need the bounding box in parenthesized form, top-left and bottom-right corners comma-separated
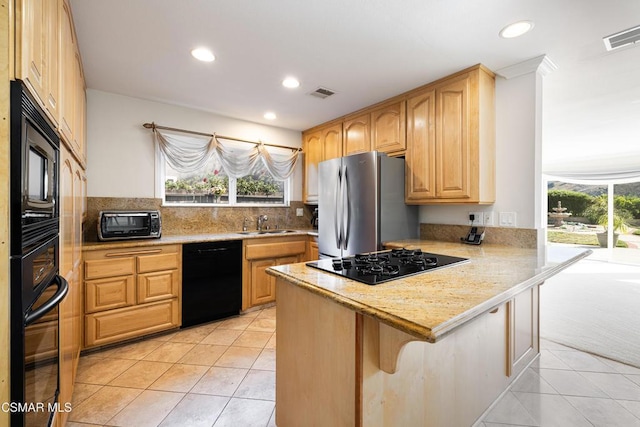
(296, 208, 304, 217)
(499, 212, 517, 227)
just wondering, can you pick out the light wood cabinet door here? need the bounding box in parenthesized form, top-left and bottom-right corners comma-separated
(58, 145, 84, 425)
(406, 89, 436, 202)
(308, 239, 319, 261)
(18, 0, 46, 105)
(322, 123, 343, 161)
(137, 270, 179, 304)
(303, 130, 323, 203)
(250, 258, 277, 307)
(73, 51, 86, 163)
(343, 113, 371, 155)
(85, 276, 135, 313)
(44, 0, 60, 122)
(16, 0, 60, 123)
(59, 0, 75, 145)
(435, 74, 471, 199)
(371, 101, 406, 155)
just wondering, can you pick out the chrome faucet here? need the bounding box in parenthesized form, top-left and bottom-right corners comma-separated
(257, 214, 268, 231)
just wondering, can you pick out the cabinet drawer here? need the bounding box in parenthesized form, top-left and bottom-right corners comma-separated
(245, 240, 307, 260)
(85, 275, 135, 313)
(138, 252, 180, 273)
(85, 257, 135, 280)
(137, 270, 179, 303)
(84, 299, 179, 348)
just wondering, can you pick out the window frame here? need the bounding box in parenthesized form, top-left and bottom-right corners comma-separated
(155, 147, 291, 207)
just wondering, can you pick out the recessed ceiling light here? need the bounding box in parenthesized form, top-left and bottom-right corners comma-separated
(264, 112, 277, 120)
(282, 77, 300, 88)
(191, 47, 215, 62)
(499, 21, 534, 39)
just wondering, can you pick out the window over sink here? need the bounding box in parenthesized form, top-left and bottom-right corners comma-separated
(159, 151, 290, 207)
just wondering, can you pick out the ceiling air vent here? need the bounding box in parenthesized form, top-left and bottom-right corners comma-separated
(309, 87, 336, 99)
(603, 25, 640, 51)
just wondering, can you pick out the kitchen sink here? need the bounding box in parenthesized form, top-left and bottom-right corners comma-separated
(238, 229, 297, 235)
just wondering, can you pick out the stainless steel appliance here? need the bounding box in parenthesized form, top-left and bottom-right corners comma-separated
(10, 80, 68, 427)
(318, 151, 418, 258)
(98, 210, 162, 241)
(307, 248, 469, 285)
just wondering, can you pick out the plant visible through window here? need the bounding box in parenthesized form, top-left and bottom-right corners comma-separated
(163, 157, 287, 206)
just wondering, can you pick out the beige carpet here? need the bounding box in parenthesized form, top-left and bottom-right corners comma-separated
(540, 257, 640, 368)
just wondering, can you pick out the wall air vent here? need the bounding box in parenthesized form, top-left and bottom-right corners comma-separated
(603, 25, 640, 51)
(309, 87, 336, 99)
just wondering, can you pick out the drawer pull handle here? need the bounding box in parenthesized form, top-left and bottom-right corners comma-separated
(489, 307, 499, 314)
(105, 249, 163, 257)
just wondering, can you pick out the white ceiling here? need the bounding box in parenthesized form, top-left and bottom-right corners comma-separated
(70, 0, 640, 164)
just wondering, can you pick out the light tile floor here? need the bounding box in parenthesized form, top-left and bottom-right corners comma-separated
(67, 306, 277, 427)
(478, 338, 640, 427)
(68, 306, 640, 427)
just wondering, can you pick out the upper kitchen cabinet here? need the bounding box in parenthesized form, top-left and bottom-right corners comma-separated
(14, 0, 87, 167)
(323, 123, 343, 161)
(405, 89, 436, 200)
(343, 113, 371, 155)
(371, 100, 406, 156)
(302, 130, 322, 204)
(15, 0, 61, 124)
(406, 65, 495, 204)
(302, 122, 343, 204)
(59, 0, 87, 166)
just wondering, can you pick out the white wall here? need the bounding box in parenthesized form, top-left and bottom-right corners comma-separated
(86, 90, 303, 199)
(419, 72, 539, 229)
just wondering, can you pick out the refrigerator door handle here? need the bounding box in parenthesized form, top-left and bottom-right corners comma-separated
(334, 167, 342, 250)
(343, 166, 351, 250)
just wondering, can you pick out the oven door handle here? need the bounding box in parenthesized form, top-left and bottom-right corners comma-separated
(25, 275, 68, 326)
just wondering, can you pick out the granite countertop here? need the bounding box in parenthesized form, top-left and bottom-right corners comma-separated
(267, 240, 592, 342)
(83, 229, 318, 251)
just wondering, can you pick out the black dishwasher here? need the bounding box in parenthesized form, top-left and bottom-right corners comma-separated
(182, 240, 242, 328)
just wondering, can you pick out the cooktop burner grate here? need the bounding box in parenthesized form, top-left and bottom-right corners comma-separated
(306, 248, 469, 285)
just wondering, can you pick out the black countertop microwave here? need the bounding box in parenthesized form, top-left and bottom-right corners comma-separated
(98, 210, 162, 241)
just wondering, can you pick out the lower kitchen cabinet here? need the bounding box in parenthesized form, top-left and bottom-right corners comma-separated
(85, 299, 180, 347)
(508, 284, 539, 377)
(243, 236, 307, 309)
(307, 235, 319, 261)
(83, 244, 181, 348)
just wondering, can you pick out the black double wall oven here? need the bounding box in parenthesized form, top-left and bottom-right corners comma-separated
(10, 81, 69, 427)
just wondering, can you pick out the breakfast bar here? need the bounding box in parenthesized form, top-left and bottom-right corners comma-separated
(267, 241, 591, 427)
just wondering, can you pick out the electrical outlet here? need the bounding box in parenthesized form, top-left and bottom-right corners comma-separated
(468, 212, 484, 226)
(499, 212, 517, 227)
(483, 211, 494, 226)
(296, 208, 304, 217)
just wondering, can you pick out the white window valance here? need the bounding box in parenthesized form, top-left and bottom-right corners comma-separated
(154, 129, 301, 181)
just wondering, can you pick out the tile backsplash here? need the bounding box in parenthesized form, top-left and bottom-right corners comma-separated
(85, 197, 316, 241)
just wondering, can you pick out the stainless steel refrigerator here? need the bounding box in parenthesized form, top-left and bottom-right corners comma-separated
(318, 151, 419, 258)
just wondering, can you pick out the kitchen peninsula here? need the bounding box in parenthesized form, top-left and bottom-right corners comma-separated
(267, 241, 591, 427)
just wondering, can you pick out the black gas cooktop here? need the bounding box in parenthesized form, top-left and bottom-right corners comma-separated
(306, 248, 469, 285)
